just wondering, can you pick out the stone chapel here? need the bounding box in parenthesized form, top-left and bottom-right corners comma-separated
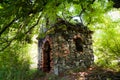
(37, 18, 94, 75)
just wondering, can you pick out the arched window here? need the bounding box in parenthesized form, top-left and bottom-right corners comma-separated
(74, 35, 83, 52)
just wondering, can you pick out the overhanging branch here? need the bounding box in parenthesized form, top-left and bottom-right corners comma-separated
(79, 4, 86, 24)
(25, 13, 42, 34)
(0, 40, 13, 52)
(0, 24, 24, 52)
(0, 18, 18, 37)
(78, 0, 96, 25)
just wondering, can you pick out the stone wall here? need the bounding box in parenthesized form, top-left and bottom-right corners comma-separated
(38, 20, 94, 75)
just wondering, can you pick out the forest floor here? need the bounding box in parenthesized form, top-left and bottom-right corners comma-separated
(32, 66, 120, 80)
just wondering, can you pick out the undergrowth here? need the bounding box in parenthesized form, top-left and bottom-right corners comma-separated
(0, 41, 36, 80)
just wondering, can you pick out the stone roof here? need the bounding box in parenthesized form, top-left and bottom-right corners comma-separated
(45, 18, 93, 35)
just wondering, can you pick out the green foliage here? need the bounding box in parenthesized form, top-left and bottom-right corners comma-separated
(93, 21, 120, 70)
(0, 42, 35, 80)
(83, 0, 113, 25)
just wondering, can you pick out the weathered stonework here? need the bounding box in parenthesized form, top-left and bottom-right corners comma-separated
(38, 19, 94, 75)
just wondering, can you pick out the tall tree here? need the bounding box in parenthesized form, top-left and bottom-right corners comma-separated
(0, 0, 114, 51)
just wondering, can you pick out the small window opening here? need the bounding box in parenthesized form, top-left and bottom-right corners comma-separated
(43, 41, 51, 72)
(74, 36, 83, 52)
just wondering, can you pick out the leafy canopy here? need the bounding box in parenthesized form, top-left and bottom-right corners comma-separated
(0, 0, 114, 51)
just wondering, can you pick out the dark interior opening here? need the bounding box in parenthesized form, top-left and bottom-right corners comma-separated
(43, 41, 51, 72)
(74, 37, 83, 52)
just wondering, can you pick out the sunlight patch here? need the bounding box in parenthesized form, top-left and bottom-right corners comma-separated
(0, 4, 3, 9)
(108, 10, 120, 21)
(69, 6, 74, 12)
(29, 35, 38, 69)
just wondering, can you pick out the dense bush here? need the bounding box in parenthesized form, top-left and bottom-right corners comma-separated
(0, 41, 36, 80)
(93, 26, 120, 70)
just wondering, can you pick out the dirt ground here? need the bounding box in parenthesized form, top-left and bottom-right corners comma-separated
(33, 66, 120, 80)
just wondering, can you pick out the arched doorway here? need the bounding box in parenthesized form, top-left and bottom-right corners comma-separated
(43, 41, 51, 72)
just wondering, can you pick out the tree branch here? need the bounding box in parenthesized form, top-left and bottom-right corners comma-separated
(0, 18, 18, 37)
(0, 0, 45, 37)
(78, 0, 95, 25)
(0, 37, 15, 52)
(25, 13, 42, 34)
(0, 23, 25, 52)
(79, 4, 86, 24)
